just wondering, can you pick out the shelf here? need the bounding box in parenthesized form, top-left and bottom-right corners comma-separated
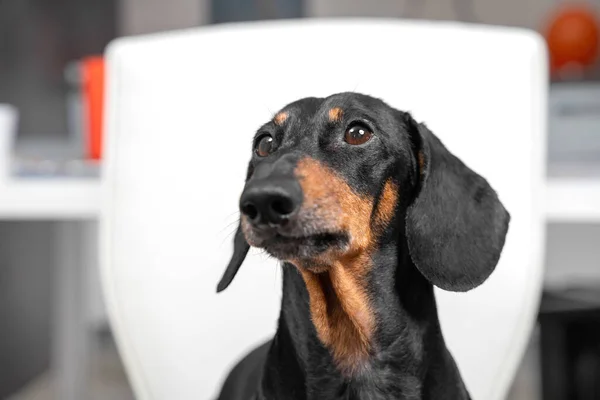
(546, 178, 600, 223)
(0, 179, 101, 219)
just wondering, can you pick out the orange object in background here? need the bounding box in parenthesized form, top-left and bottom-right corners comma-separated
(544, 2, 600, 76)
(82, 56, 105, 161)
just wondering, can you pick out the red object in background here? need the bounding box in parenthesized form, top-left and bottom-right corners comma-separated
(544, 3, 600, 76)
(82, 56, 105, 161)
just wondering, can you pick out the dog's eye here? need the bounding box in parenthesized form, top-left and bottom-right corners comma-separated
(344, 123, 373, 145)
(255, 134, 274, 157)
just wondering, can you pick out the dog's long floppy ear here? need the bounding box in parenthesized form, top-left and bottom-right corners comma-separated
(216, 224, 250, 293)
(405, 120, 510, 292)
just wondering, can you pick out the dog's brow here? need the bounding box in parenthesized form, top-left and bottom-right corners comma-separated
(274, 112, 289, 125)
(328, 107, 343, 123)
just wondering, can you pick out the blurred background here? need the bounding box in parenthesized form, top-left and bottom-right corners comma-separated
(1, 0, 600, 399)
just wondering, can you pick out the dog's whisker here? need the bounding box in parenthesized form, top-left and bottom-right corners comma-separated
(261, 101, 274, 118)
(218, 226, 241, 248)
(222, 210, 241, 223)
(216, 224, 241, 244)
(219, 219, 240, 233)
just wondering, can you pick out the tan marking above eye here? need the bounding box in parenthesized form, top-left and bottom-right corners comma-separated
(328, 107, 343, 122)
(273, 111, 288, 125)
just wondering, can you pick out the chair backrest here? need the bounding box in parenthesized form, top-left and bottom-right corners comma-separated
(101, 19, 547, 400)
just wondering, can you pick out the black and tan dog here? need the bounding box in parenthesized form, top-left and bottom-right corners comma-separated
(216, 92, 509, 400)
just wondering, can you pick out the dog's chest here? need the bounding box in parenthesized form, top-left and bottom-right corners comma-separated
(267, 366, 423, 400)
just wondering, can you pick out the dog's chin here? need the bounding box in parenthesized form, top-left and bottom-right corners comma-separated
(260, 232, 348, 265)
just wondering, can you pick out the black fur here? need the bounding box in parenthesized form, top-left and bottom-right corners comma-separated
(406, 124, 510, 292)
(216, 92, 510, 400)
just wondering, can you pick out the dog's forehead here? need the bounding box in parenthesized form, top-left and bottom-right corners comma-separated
(275, 93, 381, 123)
(272, 97, 326, 126)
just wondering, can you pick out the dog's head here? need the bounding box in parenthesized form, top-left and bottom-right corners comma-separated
(217, 92, 510, 293)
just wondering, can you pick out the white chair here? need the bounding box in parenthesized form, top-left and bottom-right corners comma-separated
(100, 19, 547, 400)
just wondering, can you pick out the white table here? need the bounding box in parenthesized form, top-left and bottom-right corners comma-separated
(546, 178, 600, 223)
(0, 181, 101, 219)
(3, 175, 598, 400)
(0, 179, 101, 400)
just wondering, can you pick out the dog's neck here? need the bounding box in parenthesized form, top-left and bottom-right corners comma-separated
(259, 237, 470, 400)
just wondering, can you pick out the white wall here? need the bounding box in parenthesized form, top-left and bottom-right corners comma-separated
(306, 0, 560, 31)
(117, 0, 567, 36)
(118, 0, 210, 36)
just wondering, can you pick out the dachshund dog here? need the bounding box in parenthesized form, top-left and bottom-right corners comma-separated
(216, 92, 510, 400)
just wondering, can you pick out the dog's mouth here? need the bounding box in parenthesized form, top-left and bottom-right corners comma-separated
(252, 230, 349, 261)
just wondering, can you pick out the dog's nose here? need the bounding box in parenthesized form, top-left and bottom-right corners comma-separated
(240, 180, 302, 226)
